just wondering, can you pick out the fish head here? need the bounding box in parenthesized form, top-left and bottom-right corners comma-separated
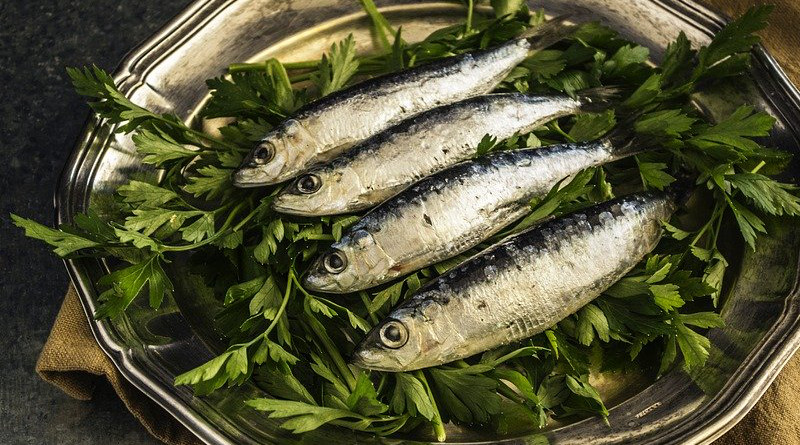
(272, 164, 363, 216)
(232, 119, 315, 187)
(302, 229, 390, 293)
(351, 301, 449, 372)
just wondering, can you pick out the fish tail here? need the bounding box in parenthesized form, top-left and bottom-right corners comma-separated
(519, 15, 578, 51)
(575, 86, 625, 112)
(666, 171, 697, 204)
(603, 129, 665, 160)
(602, 130, 696, 203)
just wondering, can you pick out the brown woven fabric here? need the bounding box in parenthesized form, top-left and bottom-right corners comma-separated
(36, 2, 800, 444)
(705, 0, 799, 84)
(36, 286, 203, 445)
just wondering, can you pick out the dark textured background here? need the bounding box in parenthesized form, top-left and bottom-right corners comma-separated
(0, 2, 192, 443)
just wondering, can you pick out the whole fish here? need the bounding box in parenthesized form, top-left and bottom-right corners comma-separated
(303, 135, 649, 293)
(351, 191, 677, 371)
(232, 17, 574, 187)
(272, 88, 617, 216)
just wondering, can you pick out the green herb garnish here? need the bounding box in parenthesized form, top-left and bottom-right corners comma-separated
(13, 2, 797, 440)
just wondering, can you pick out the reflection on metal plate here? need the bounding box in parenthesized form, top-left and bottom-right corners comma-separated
(56, 1, 800, 444)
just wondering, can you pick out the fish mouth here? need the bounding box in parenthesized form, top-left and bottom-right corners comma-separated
(350, 348, 375, 369)
(233, 147, 293, 187)
(271, 193, 309, 215)
(271, 191, 331, 217)
(302, 269, 344, 294)
(350, 347, 404, 372)
(232, 166, 274, 187)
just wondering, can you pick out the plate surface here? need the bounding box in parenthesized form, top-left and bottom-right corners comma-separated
(56, 0, 800, 444)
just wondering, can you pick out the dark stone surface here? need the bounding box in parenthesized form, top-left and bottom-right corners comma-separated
(0, 2, 192, 444)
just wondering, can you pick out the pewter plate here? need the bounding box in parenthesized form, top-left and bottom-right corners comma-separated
(56, 0, 800, 444)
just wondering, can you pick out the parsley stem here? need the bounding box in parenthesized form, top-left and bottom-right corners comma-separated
(376, 373, 387, 394)
(232, 208, 259, 232)
(264, 269, 294, 337)
(228, 269, 294, 351)
(160, 201, 248, 251)
(228, 60, 320, 73)
(465, 0, 474, 34)
(139, 109, 242, 152)
(497, 381, 527, 404)
(306, 311, 357, 391)
(414, 370, 446, 442)
(359, 291, 380, 324)
(185, 126, 242, 152)
(711, 205, 725, 246)
(290, 273, 313, 299)
(283, 60, 320, 70)
(359, 0, 395, 52)
(689, 203, 723, 248)
(750, 160, 766, 174)
(548, 121, 576, 143)
(301, 233, 335, 241)
(289, 72, 313, 83)
(226, 272, 292, 351)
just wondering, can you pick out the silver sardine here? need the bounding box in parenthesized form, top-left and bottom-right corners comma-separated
(351, 191, 677, 371)
(303, 136, 648, 293)
(232, 18, 574, 187)
(273, 89, 617, 215)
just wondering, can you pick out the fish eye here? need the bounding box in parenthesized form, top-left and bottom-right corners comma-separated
(252, 144, 275, 164)
(296, 174, 322, 194)
(379, 320, 408, 349)
(323, 250, 347, 273)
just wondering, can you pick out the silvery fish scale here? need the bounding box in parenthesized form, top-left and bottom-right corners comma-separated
(56, 0, 800, 444)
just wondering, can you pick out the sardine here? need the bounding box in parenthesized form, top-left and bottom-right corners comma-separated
(303, 136, 649, 293)
(272, 89, 617, 216)
(232, 17, 575, 187)
(351, 191, 677, 371)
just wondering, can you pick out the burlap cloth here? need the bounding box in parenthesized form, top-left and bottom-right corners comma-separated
(36, 1, 800, 443)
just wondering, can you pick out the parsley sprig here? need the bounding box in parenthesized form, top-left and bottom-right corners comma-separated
(13, 2, 798, 441)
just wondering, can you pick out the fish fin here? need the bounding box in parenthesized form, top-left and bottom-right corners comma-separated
(519, 15, 578, 51)
(575, 86, 625, 112)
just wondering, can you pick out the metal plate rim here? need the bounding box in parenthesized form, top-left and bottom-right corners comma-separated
(54, 1, 800, 444)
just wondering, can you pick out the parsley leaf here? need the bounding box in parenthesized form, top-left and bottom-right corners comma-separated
(675, 322, 713, 371)
(602, 44, 649, 78)
(693, 5, 772, 80)
(634, 109, 696, 137)
(180, 213, 215, 243)
(183, 165, 234, 200)
(689, 105, 775, 154)
(728, 198, 767, 250)
(204, 59, 297, 121)
(116, 181, 179, 208)
(132, 128, 198, 166)
(390, 373, 436, 420)
(16, 6, 794, 441)
(12, 215, 100, 257)
(727, 172, 800, 216)
(568, 110, 616, 142)
(490, 0, 525, 18)
(246, 399, 367, 434)
(575, 303, 610, 345)
(637, 161, 676, 190)
(429, 365, 501, 424)
(474, 134, 499, 157)
(95, 254, 172, 318)
(312, 35, 360, 96)
(347, 372, 389, 416)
